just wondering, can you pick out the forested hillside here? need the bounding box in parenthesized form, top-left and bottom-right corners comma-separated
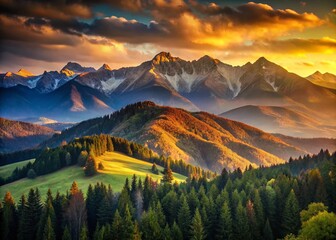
(1, 149, 335, 240)
(41, 101, 306, 171)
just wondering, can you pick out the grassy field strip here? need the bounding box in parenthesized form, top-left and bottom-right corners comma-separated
(0, 152, 186, 201)
(0, 159, 35, 179)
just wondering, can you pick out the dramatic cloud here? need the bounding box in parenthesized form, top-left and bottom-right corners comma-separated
(0, 0, 92, 20)
(0, 0, 335, 75)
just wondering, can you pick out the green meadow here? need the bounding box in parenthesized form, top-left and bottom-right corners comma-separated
(0, 151, 186, 201)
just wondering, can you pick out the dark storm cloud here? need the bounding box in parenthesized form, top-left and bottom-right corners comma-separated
(0, 0, 93, 19)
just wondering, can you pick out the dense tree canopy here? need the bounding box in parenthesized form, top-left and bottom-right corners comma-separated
(1, 149, 335, 240)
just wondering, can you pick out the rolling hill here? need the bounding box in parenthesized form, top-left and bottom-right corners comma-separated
(221, 105, 336, 138)
(0, 118, 56, 153)
(0, 151, 186, 201)
(42, 102, 307, 172)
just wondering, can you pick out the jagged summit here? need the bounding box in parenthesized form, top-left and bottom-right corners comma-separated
(99, 63, 112, 71)
(197, 55, 219, 65)
(62, 62, 82, 70)
(254, 56, 270, 65)
(152, 52, 179, 64)
(17, 68, 33, 77)
(61, 62, 95, 73)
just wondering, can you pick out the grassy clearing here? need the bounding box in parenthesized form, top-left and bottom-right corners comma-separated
(0, 152, 186, 201)
(0, 159, 35, 179)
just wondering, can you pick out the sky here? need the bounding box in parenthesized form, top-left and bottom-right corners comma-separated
(0, 0, 335, 76)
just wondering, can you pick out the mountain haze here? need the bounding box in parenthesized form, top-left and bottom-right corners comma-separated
(221, 105, 336, 138)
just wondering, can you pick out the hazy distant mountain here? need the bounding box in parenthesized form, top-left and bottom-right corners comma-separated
(0, 81, 116, 122)
(306, 71, 336, 89)
(221, 105, 336, 138)
(1, 52, 335, 134)
(42, 102, 307, 171)
(18, 117, 75, 131)
(273, 134, 336, 154)
(0, 118, 55, 153)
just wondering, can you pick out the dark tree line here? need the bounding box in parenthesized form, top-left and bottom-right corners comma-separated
(1, 149, 335, 240)
(1, 135, 215, 186)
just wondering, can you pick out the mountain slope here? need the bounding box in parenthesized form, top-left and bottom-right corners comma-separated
(0, 118, 55, 153)
(306, 71, 336, 89)
(221, 105, 336, 138)
(42, 102, 306, 171)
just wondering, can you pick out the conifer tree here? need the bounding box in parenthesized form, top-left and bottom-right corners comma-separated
(140, 207, 162, 240)
(190, 208, 205, 240)
(19, 188, 43, 240)
(84, 155, 97, 176)
(216, 202, 233, 240)
(86, 184, 96, 236)
(121, 204, 134, 239)
(131, 174, 138, 205)
(178, 196, 191, 239)
(62, 226, 71, 240)
(282, 189, 300, 236)
(2, 191, 17, 240)
(253, 190, 265, 233)
(70, 181, 79, 196)
(162, 162, 174, 183)
(38, 189, 56, 240)
(151, 163, 159, 174)
(66, 190, 87, 240)
(80, 225, 88, 240)
(171, 221, 183, 240)
(263, 219, 274, 240)
(162, 224, 172, 240)
(42, 216, 56, 240)
(112, 210, 123, 239)
(234, 201, 250, 240)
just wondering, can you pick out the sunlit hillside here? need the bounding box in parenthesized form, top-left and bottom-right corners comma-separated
(0, 151, 186, 201)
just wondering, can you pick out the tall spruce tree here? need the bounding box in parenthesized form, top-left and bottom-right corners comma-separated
(282, 189, 300, 236)
(216, 202, 233, 240)
(19, 188, 43, 240)
(42, 216, 56, 240)
(234, 201, 250, 240)
(190, 208, 205, 240)
(178, 196, 192, 240)
(263, 219, 274, 240)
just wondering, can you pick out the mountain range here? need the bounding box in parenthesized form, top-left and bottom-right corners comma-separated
(1, 52, 335, 137)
